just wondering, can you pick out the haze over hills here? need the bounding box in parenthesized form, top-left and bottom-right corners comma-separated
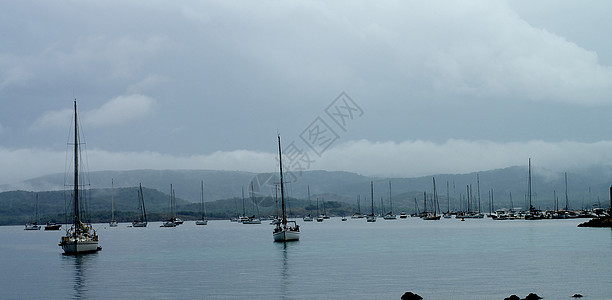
(2, 164, 612, 211)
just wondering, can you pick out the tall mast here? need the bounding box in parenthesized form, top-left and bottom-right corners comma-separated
(564, 172, 569, 211)
(278, 135, 286, 225)
(370, 181, 374, 215)
(528, 158, 532, 210)
(111, 178, 114, 220)
(388, 180, 392, 214)
(73, 100, 80, 229)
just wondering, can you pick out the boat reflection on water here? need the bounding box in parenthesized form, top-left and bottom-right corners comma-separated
(61, 252, 98, 299)
(275, 241, 299, 298)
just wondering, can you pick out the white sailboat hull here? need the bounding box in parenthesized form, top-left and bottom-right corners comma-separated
(60, 236, 100, 254)
(273, 229, 300, 242)
(195, 220, 208, 225)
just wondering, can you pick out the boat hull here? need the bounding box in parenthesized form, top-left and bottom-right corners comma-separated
(195, 220, 208, 225)
(60, 237, 100, 254)
(132, 222, 147, 227)
(273, 230, 300, 242)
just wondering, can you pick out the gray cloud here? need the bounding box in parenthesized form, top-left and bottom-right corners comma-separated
(2, 0, 612, 184)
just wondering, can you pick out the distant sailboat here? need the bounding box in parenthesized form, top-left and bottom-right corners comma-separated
(316, 198, 324, 222)
(162, 184, 178, 227)
(243, 182, 261, 224)
(132, 183, 148, 227)
(383, 181, 397, 220)
(422, 177, 441, 220)
(109, 179, 118, 227)
(352, 195, 364, 219)
(366, 181, 376, 222)
(303, 185, 314, 222)
(25, 194, 41, 230)
(196, 180, 208, 225)
(59, 100, 101, 254)
(273, 135, 300, 242)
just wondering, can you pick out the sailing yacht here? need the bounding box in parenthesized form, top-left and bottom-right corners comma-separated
(423, 178, 441, 220)
(132, 183, 148, 227)
(383, 181, 397, 220)
(351, 195, 364, 219)
(273, 135, 300, 242)
(316, 198, 324, 222)
(302, 186, 314, 222)
(196, 180, 208, 225)
(109, 179, 118, 227)
(25, 194, 41, 230)
(162, 184, 178, 227)
(366, 181, 376, 222)
(59, 100, 101, 254)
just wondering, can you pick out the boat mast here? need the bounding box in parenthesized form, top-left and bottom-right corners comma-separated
(388, 181, 392, 215)
(528, 158, 532, 210)
(111, 179, 114, 221)
(370, 181, 374, 216)
(139, 183, 147, 223)
(564, 172, 569, 211)
(73, 100, 80, 232)
(278, 135, 286, 225)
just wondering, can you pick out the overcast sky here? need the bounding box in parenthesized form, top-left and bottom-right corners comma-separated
(1, 0, 612, 185)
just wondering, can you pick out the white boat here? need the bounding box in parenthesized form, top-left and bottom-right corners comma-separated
(352, 195, 364, 219)
(316, 198, 324, 222)
(422, 178, 441, 220)
(399, 212, 408, 219)
(109, 179, 118, 227)
(59, 100, 101, 254)
(383, 181, 397, 220)
(25, 223, 41, 230)
(25, 194, 41, 230)
(303, 186, 314, 222)
(161, 184, 179, 227)
(196, 180, 208, 225)
(243, 216, 262, 224)
(242, 183, 261, 224)
(273, 135, 300, 242)
(132, 183, 148, 227)
(366, 181, 376, 222)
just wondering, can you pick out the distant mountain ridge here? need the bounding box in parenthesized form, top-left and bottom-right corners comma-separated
(2, 166, 612, 211)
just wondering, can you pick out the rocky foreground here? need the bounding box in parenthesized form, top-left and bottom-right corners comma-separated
(578, 216, 612, 227)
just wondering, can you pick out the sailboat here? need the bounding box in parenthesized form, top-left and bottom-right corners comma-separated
(352, 195, 364, 219)
(196, 180, 208, 225)
(303, 185, 314, 222)
(59, 100, 101, 254)
(423, 177, 441, 220)
(273, 135, 300, 242)
(366, 181, 376, 222)
(25, 194, 41, 230)
(383, 181, 397, 220)
(132, 183, 148, 227)
(109, 179, 118, 227)
(243, 182, 262, 224)
(525, 158, 545, 220)
(316, 198, 324, 222)
(162, 184, 178, 227)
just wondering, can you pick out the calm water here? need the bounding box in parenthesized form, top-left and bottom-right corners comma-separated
(1, 218, 611, 299)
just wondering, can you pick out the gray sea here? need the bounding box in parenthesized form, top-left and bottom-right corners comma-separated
(1, 217, 610, 299)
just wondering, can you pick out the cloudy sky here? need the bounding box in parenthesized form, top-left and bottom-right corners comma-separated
(1, 0, 612, 185)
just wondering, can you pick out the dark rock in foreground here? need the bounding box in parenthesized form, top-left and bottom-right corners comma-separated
(572, 294, 583, 298)
(504, 295, 521, 300)
(401, 291, 423, 300)
(578, 216, 612, 227)
(524, 293, 542, 300)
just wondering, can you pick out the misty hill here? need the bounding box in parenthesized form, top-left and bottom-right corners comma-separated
(2, 165, 612, 214)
